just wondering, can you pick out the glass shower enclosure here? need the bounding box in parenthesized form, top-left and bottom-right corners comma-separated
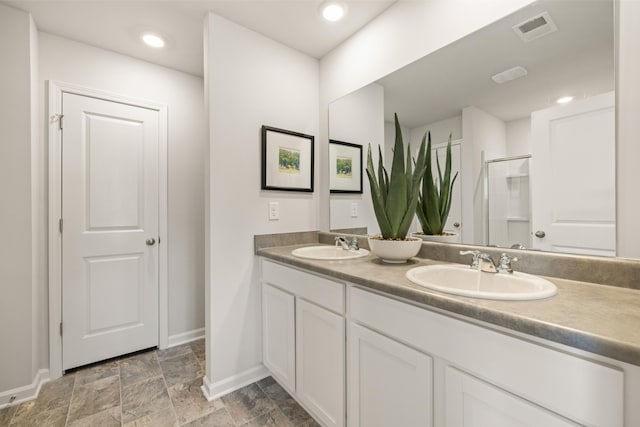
(485, 155, 532, 249)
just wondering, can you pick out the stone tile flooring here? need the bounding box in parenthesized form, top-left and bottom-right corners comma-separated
(0, 339, 319, 426)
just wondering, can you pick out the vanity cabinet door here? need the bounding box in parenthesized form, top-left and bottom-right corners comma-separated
(262, 283, 296, 392)
(445, 367, 579, 427)
(296, 299, 345, 427)
(348, 323, 433, 427)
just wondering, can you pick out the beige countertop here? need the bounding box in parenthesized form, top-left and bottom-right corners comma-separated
(257, 243, 640, 366)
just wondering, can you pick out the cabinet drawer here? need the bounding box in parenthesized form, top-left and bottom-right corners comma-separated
(350, 286, 623, 426)
(262, 260, 345, 314)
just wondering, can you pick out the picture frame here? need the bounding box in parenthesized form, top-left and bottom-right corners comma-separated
(329, 140, 363, 194)
(261, 125, 314, 192)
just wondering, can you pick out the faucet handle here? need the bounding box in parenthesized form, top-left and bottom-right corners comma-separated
(336, 236, 359, 251)
(459, 250, 481, 268)
(498, 253, 518, 274)
(350, 237, 359, 250)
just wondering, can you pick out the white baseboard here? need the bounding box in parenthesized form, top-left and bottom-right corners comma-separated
(201, 364, 270, 401)
(0, 369, 50, 409)
(167, 327, 205, 348)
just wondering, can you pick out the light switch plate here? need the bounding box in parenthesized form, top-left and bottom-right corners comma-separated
(351, 203, 358, 218)
(269, 202, 280, 220)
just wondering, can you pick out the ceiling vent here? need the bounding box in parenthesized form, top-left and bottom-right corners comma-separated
(491, 66, 528, 84)
(512, 11, 557, 43)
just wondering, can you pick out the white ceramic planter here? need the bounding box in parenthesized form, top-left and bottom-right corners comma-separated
(367, 236, 422, 263)
(412, 232, 460, 244)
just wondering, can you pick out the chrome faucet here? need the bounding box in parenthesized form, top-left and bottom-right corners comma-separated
(477, 252, 498, 273)
(460, 250, 518, 274)
(497, 253, 518, 274)
(335, 236, 359, 251)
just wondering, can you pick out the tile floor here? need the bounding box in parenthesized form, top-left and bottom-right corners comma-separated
(0, 339, 319, 426)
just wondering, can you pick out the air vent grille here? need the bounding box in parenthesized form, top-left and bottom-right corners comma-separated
(491, 66, 528, 84)
(513, 11, 557, 43)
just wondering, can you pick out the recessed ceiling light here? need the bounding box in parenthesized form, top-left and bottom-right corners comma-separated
(322, 3, 344, 22)
(556, 96, 574, 104)
(142, 33, 165, 48)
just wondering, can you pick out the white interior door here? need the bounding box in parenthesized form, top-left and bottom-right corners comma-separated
(531, 91, 615, 256)
(62, 92, 160, 370)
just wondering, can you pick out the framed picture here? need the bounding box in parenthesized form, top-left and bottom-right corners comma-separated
(261, 125, 314, 192)
(329, 140, 363, 193)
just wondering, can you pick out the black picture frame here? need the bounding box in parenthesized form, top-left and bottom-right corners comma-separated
(329, 139, 363, 194)
(261, 125, 314, 192)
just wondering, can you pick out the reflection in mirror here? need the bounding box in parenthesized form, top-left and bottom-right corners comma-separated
(328, 0, 615, 256)
(486, 155, 531, 249)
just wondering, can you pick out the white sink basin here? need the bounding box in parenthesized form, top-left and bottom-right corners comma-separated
(292, 245, 369, 260)
(406, 264, 557, 300)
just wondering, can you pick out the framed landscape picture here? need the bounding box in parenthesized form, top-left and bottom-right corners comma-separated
(261, 125, 314, 192)
(329, 140, 362, 193)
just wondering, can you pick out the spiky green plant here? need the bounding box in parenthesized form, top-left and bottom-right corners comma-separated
(416, 132, 459, 235)
(366, 113, 427, 240)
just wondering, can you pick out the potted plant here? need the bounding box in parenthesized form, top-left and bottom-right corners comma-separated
(365, 114, 427, 263)
(414, 132, 459, 242)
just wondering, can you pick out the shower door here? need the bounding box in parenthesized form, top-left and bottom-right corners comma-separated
(486, 156, 531, 249)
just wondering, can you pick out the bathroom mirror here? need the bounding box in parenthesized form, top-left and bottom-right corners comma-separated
(328, 0, 615, 257)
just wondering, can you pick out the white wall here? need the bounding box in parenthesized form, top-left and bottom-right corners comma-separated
(0, 4, 38, 401)
(616, 0, 640, 259)
(409, 115, 463, 149)
(462, 106, 507, 244)
(383, 121, 411, 170)
(506, 117, 532, 157)
(329, 83, 383, 234)
(39, 33, 207, 340)
(29, 10, 47, 387)
(320, 0, 536, 105)
(204, 13, 319, 398)
(318, 0, 536, 230)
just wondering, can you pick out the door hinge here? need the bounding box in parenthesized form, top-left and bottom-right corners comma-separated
(59, 322, 63, 336)
(52, 114, 64, 130)
(59, 218, 63, 233)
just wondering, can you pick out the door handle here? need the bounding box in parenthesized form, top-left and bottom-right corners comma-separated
(453, 222, 460, 228)
(534, 230, 546, 238)
(146, 238, 156, 246)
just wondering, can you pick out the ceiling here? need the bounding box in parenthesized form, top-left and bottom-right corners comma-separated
(378, 0, 614, 127)
(5, 0, 397, 77)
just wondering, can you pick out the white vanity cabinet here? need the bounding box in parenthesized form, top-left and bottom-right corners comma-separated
(348, 323, 433, 427)
(262, 283, 296, 391)
(296, 299, 345, 427)
(349, 286, 624, 427)
(445, 367, 579, 427)
(261, 258, 628, 427)
(261, 260, 345, 427)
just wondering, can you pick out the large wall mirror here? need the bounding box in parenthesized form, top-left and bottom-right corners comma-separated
(328, 0, 615, 257)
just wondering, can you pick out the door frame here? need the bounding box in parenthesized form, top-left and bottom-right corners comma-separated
(47, 80, 169, 379)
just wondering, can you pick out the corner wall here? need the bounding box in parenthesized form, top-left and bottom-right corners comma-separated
(204, 13, 319, 398)
(616, 0, 640, 259)
(462, 106, 507, 244)
(329, 83, 383, 235)
(0, 4, 40, 404)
